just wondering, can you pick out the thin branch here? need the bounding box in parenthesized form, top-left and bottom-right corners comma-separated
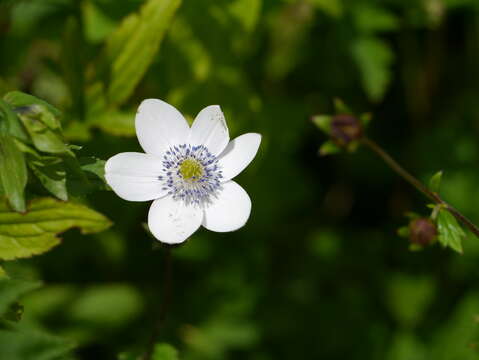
(142, 246, 173, 360)
(361, 137, 479, 239)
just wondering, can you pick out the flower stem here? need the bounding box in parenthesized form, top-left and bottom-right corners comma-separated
(361, 137, 479, 239)
(142, 246, 173, 360)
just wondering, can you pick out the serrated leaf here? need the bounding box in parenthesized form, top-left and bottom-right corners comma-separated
(352, 37, 394, 102)
(429, 171, 443, 193)
(0, 278, 41, 317)
(100, 0, 181, 107)
(0, 135, 27, 212)
(318, 140, 341, 156)
(437, 209, 465, 253)
(0, 197, 112, 260)
(312, 115, 332, 134)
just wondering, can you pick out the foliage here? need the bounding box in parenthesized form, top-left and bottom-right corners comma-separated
(1, 0, 479, 359)
(0, 197, 111, 261)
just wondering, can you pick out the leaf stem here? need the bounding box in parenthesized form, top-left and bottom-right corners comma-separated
(143, 245, 173, 360)
(361, 137, 479, 239)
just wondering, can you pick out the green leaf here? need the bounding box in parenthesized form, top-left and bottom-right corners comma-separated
(352, 37, 394, 102)
(4, 92, 69, 154)
(429, 171, 443, 193)
(0, 327, 75, 360)
(0, 99, 28, 141)
(397, 226, 410, 238)
(100, 0, 181, 107)
(87, 110, 136, 137)
(69, 284, 143, 330)
(3, 302, 25, 322)
(387, 332, 427, 360)
(66, 157, 109, 196)
(15, 142, 67, 201)
(0, 135, 27, 212)
(228, 0, 262, 32)
(0, 278, 41, 317)
(353, 4, 399, 33)
(310, 0, 343, 17)
(0, 197, 112, 260)
(333, 98, 353, 115)
(118, 343, 178, 360)
(0, 266, 6, 279)
(312, 115, 332, 134)
(30, 158, 68, 201)
(3, 92, 62, 130)
(79, 157, 107, 186)
(318, 140, 341, 156)
(153, 343, 179, 360)
(437, 209, 465, 253)
(386, 274, 436, 328)
(429, 293, 479, 359)
(82, 0, 116, 43)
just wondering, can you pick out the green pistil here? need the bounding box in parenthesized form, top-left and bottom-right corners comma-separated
(179, 159, 203, 181)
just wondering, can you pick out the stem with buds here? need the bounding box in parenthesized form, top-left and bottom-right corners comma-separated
(361, 137, 479, 239)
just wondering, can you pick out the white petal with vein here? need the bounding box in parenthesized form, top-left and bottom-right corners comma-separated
(148, 196, 204, 244)
(203, 181, 251, 232)
(105, 152, 167, 201)
(218, 133, 261, 181)
(135, 99, 189, 156)
(189, 105, 229, 156)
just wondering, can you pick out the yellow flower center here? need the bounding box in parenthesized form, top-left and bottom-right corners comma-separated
(179, 158, 203, 181)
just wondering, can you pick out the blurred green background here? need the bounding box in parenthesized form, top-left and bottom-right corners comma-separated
(2, 0, 479, 359)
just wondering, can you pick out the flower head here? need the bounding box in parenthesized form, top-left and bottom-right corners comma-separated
(105, 99, 261, 244)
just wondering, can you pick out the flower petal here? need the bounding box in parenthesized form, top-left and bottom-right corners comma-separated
(218, 133, 261, 181)
(105, 152, 167, 201)
(148, 196, 203, 244)
(189, 105, 229, 156)
(135, 99, 190, 156)
(203, 181, 251, 232)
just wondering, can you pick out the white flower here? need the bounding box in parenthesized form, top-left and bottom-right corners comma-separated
(105, 99, 261, 244)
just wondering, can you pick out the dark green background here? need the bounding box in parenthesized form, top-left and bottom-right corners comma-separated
(2, 0, 479, 359)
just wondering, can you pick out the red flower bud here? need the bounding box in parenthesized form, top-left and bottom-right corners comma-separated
(409, 218, 437, 246)
(330, 115, 363, 146)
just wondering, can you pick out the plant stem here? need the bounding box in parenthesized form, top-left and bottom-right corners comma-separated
(361, 137, 479, 238)
(143, 246, 173, 360)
